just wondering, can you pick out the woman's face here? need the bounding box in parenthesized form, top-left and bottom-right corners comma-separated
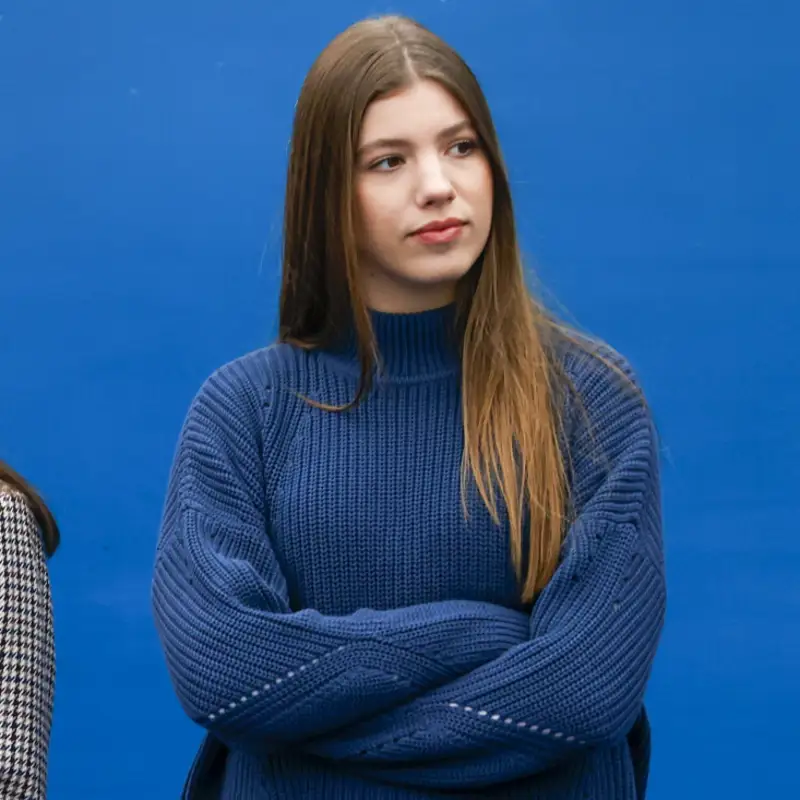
(354, 79, 494, 313)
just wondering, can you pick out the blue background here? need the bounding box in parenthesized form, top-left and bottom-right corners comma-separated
(1, 1, 797, 797)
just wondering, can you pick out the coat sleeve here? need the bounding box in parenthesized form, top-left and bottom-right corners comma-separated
(151, 360, 530, 752)
(0, 491, 55, 800)
(301, 348, 667, 790)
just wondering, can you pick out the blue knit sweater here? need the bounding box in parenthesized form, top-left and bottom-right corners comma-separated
(152, 305, 666, 799)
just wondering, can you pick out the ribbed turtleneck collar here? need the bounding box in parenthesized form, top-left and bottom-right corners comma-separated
(325, 304, 461, 380)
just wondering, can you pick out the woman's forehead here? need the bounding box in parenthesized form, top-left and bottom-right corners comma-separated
(358, 81, 470, 146)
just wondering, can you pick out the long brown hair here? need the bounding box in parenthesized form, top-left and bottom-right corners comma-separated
(0, 461, 60, 557)
(279, 15, 595, 602)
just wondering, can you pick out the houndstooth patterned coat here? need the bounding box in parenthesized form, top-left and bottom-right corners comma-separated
(0, 485, 54, 799)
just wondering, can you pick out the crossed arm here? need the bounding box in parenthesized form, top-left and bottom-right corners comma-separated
(152, 357, 666, 790)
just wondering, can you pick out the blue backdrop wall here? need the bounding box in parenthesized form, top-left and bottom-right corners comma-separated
(1, 1, 797, 797)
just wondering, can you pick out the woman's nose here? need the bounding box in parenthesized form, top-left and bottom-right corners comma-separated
(416, 158, 456, 207)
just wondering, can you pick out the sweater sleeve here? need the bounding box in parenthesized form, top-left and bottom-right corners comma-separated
(0, 490, 55, 800)
(151, 360, 530, 751)
(302, 348, 667, 790)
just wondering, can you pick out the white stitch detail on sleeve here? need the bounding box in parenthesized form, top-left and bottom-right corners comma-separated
(441, 701, 584, 744)
(207, 646, 353, 723)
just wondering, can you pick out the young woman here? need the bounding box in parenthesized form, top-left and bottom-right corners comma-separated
(0, 462, 59, 800)
(152, 14, 666, 800)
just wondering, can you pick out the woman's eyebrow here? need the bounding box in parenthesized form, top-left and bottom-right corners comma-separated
(357, 120, 473, 158)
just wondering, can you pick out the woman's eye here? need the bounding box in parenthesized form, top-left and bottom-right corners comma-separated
(367, 140, 478, 171)
(370, 155, 404, 171)
(449, 139, 478, 157)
